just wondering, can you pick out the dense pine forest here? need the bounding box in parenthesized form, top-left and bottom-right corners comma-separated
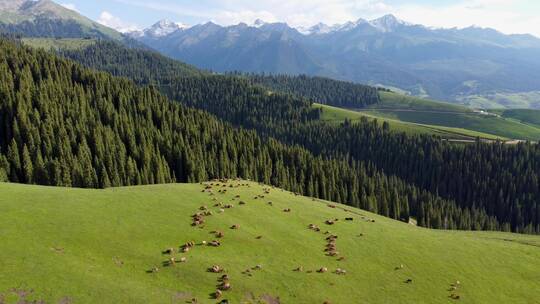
(2, 38, 540, 233)
(60, 41, 540, 234)
(246, 73, 381, 108)
(1, 38, 504, 234)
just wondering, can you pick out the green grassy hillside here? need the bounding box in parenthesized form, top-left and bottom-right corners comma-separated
(372, 92, 473, 113)
(22, 37, 96, 51)
(317, 103, 505, 140)
(491, 109, 540, 128)
(331, 92, 540, 141)
(1, 182, 539, 303)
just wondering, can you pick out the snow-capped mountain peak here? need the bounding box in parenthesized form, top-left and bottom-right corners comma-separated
(253, 19, 267, 28)
(368, 14, 410, 32)
(145, 19, 188, 37)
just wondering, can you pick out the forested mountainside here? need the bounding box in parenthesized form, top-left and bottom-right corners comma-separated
(245, 74, 381, 108)
(60, 41, 540, 234)
(1, 38, 503, 234)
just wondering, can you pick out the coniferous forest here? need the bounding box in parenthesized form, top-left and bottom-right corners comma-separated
(61, 41, 540, 234)
(0, 39, 537, 234)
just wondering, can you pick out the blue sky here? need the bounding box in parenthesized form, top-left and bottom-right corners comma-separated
(58, 0, 540, 36)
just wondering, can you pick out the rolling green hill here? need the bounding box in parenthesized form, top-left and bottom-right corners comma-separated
(1, 181, 539, 303)
(337, 92, 540, 141)
(21, 37, 96, 50)
(317, 103, 504, 140)
(491, 109, 540, 128)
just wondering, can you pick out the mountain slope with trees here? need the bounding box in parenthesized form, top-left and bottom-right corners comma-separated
(2, 37, 498, 233)
(59, 41, 540, 234)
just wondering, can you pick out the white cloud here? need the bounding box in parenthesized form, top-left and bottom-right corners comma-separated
(97, 11, 140, 33)
(60, 3, 79, 13)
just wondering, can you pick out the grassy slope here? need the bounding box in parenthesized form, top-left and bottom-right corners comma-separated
(491, 109, 540, 128)
(336, 92, 540, 141)
(22, 38, 96, 51)
(317, 103, 504, 140)
(1, 182, 539, 304)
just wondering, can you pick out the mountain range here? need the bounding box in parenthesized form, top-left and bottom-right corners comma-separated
(129, 15, 540, 106)
(1, 0, 540, 107)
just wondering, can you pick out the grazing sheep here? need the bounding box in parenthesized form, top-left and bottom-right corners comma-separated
(216, 231, 225, 238)
(239, 201, 246, 205)
(294, 266, 303, 272)
(405, 279, 413, 284)
(219, 282, 231, 291)
(335, 268, 347, 275)
(220, 274, 230, 281)
(180, 257, 187, 263)
(201, 241, 207, 245)
(219, 208, 225, 213)
(151, 266, 159, 273)
(345, 217, 354, 221)
(254, 264, 262, 270)
(199, 206, 208, 211)
(163, 248, 175, 255)
(325, 220, 335, 225)
(255, 236, 263, 239)
(214, 290, 222, 299)
(450, 294, 461, 300)
(267, 202, 273, 206)
(209, 240, 221, 247)
(283, 208, 291, 212)
(210, 265, 222, 273)
(318, 267, 328, 273)
(337, 257, 346, 261)
(231, 224, 240, 230)
(169, 257, 176, 266)
(327, 204, 336, 208)
(224, 204, 234, 209)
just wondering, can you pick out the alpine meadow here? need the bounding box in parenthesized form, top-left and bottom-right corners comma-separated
(1, 0, 540, 303)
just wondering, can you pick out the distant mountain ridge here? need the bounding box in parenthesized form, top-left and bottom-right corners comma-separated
(0, 0, 123, 40)
(130, 15, 540, 106)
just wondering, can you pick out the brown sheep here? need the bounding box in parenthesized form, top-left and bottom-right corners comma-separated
(209, 240, 221, 247)
(162, 248, 175, 255)
(318, 267, 328, 273)
(220, 274, 230, 281)
(210, 265, 222, 273)
(219, 282, 231, 291)
(216, 231, 225, 238)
